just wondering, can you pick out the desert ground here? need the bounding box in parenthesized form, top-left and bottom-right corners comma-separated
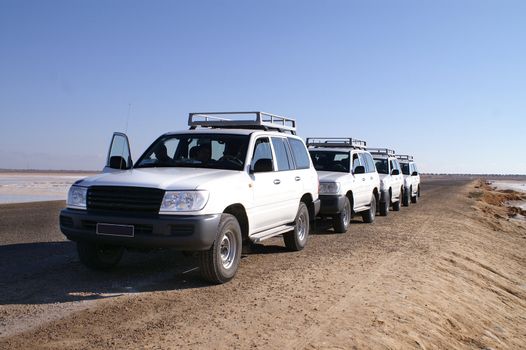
(0, 177, 525, 349)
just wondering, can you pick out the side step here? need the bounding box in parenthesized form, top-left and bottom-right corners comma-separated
(250, 224, 294, 243)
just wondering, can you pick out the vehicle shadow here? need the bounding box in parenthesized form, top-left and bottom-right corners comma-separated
(310, 218, 367, 235)
(0, 241, 210, 306)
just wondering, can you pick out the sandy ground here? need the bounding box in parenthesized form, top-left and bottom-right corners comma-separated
(0, 177, 525, 349)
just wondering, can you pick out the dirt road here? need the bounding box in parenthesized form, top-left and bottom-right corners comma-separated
(1, 177, 525, 349)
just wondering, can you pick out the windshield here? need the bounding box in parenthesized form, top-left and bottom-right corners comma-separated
(135, 133, 250, 171)
(400, 162, 410, 175)
(309, 151, 350, 173)
(374, 158, 388, 174)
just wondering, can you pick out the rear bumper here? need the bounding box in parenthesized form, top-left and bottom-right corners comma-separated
(59, 208, 221, 251)
(318, 195, 346, 215)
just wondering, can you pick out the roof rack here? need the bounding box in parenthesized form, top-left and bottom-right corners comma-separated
(306, 137, 367, 150)
(396, 154, 414, 161)
(368, 148, 395, 156)
(188, 111, 296, 134)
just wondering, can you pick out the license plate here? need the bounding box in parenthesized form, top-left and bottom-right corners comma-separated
(96, 223, 134, 237)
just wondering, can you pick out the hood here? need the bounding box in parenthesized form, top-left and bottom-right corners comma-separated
(317, 171, 350, 183)
(76, 167, 241, 190)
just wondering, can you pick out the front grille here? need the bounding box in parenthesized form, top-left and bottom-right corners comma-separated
(87, 186, 164, 215)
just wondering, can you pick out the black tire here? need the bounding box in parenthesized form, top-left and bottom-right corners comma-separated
(402, 187, 410, 207)
(379, 192, 389, 216)
(284, 202, 309, 251)
(198, 214, 242, 284)
(332, 196, 351, 233)
(417, 185, 421, 198)
(411, 191, 418, 204)
(392, 189, 401, 211)
(77, 242, 124, 271)
(362, 194, 376, 223)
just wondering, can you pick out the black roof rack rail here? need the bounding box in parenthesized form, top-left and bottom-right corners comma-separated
(306, 137, 367, 150)
(367, 148, 396, 156)
(188, 111, 296, 134)
(396, 154, 414, 161)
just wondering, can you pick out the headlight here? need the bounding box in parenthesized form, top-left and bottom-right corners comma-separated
(67, 185, 88, 209)
(319, 182, 340, 194)
(160, 191, 209, 213)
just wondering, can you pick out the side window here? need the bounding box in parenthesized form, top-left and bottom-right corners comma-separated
(352, 153, 361, 172)
(389, 160, 395, 174)
(271, 137, 292, 171)
(394, 159, 401, 172)
(251, 138, 273, 171)
(363, 153, 376, 173)
(288, 138, 310, 169)
(413, 163, 418, 173)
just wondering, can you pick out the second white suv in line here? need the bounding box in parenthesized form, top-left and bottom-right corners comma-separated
(396, 154, 421, 206)
(368, 148, 404, 216)
(308, 138, 380, 233)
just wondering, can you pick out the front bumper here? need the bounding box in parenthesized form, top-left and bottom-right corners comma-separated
(59, 208, 221, 251)
(318, 195, 346, 215)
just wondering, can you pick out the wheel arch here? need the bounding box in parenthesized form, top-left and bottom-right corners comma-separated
(223, 204, 249, 242)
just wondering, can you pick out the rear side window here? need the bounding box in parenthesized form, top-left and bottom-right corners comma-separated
(288, 138, 310, 169)
(271, 137, 293, 171)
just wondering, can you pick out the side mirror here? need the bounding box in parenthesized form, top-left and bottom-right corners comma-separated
(252, 158, 273, 173)
(411, 171, 418, 176)
(391, 169, 400, 175)
(354, 165, 365, 174)
(109, 156, 129, 170)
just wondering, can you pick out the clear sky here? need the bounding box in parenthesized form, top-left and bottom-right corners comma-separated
(1, 0, 525, 174)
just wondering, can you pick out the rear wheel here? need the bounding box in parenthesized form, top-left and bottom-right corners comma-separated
(77, 242, 124, 270)
(284, 202, 309, 250)
(332, 196, 351, 233)
(379, 192, 390, 216)
(199, 214, 242, 284)
(362, 194, 376, 223)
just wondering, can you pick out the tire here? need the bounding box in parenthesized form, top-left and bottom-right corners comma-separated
(392, 189, 401, 211)
(417, 185, 421, 198)
(402, 187, 410, 207)
(332, 196, 351, 233)
(362, 194, 376, 223)
(77, 242, 124, 271)
(198, 214, 242, 284)
(284, 202, 309, 251)
(411, 191, 418, 204)
(379, 192, 389, 216)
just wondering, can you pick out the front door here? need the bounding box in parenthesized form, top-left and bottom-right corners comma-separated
(103, 132, 133, 173)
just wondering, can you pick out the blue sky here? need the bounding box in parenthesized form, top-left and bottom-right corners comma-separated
(0, 0, 525, 174)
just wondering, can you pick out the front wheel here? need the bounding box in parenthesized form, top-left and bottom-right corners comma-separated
(77, 242, 124, 270)
(379, 192, 390, 216)
(362, 194, 376, 223)
(198, 214, 242, 284)
(332, 196, 351, 233)
(402, 187, 410, 207)
(284, 202, 309, 251)
(392, 189, 401, 211)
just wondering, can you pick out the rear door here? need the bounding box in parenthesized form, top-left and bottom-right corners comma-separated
(103, 132, 133, 173)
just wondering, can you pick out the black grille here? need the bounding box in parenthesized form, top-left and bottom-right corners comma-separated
(87, 186, 164, 215)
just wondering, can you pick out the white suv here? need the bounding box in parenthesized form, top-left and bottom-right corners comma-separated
(368, 148, 404, 216)
(396, 155, 421, 206)
(307, 138, 380, 233)
(60, 112, 320, 284)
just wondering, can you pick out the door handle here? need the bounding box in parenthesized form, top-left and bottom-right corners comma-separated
(274, 179, 281, 185)
(295, 176, 301, 181)
(362, 178, 366, 181)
